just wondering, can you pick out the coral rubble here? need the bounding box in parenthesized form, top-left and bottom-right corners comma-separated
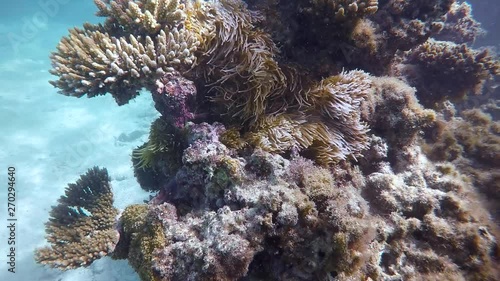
(37, 0, 500, 280)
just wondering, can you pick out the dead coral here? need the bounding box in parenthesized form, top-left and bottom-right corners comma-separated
(34, 167, 119, 269)
(151, 203, 257, 281)
(130, 123, 378, 280)
(352, 0, 453, 74)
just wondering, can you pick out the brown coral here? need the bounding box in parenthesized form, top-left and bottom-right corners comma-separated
(309, 0, 378, 21)
(404, 39, 500, 107)
(434, 1, 485, 44)
(34, 167, 119, 269)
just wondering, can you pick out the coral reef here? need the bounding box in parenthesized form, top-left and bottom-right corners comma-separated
(121, 123, 378, 281)
(37, 0, 500, 280)
(34, 167, 119, 269)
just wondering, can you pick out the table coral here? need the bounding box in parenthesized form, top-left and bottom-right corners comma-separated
(34, 167, 119, 270)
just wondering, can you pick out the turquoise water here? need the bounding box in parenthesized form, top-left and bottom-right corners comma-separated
(0, 2, 150, 280)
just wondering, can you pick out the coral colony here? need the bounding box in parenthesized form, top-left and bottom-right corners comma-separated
(35, 0, 500, 280)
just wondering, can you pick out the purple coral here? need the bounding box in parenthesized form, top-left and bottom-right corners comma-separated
(152, 73, 198, 128)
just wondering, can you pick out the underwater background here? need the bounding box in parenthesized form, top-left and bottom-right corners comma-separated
(0, 1, 154, 280)
(0, 1, 498, 281)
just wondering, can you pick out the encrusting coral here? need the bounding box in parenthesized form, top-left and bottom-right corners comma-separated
(37, 0, 500, 280)
(34, 167, 119, 269)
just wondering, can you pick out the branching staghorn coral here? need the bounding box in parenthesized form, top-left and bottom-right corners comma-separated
(34, 167, 119, 269)
(49, 23, 200, 105)
(94, 0, 187, 35)
(52, 0, 289, 123)
(50, 0, 214, 105)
